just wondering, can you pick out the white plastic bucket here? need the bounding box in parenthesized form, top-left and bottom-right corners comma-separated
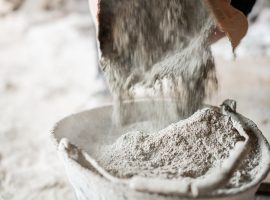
(52, 101, 270, 200)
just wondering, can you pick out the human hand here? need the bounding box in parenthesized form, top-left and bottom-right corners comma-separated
(205, 0, 248, 49)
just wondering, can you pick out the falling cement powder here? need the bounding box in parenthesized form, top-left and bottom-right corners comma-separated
(97, 0, 217, 123)
(99, 107, 260, 188)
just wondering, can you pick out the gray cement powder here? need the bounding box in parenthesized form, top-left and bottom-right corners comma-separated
(99, 108, 260, 189)
(95, 0, 260, 192)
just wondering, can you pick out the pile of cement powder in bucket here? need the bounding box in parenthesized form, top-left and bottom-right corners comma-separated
(99, 108, 261, 189)
(98, 0, 217, 121)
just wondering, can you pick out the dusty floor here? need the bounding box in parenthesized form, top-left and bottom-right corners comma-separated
(0, 8, 269, 200)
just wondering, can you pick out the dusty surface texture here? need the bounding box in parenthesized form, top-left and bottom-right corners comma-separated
(0, 5, 102, 200)
(0, 2, 269, 200)
(0, 0, 88, 15)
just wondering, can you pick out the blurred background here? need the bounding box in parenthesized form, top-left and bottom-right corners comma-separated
(0, 0, 269, 199)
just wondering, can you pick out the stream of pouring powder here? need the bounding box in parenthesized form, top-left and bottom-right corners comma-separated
(98, 0, 218, 124)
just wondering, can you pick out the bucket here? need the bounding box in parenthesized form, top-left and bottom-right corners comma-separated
(51, 100, 270, 200)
